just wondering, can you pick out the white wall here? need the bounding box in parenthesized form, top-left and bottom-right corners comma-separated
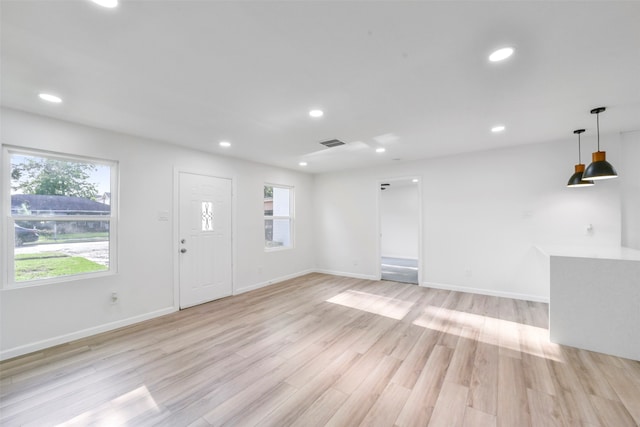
(1, 107, 632, 359)
(315, 136, 622, 301)
(621, 131, 640, 250)
(380, 184, 419, 259)
(0, 108, 315, 359)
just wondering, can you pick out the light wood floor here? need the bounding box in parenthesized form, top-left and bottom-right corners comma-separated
(1, 273, 639, 427)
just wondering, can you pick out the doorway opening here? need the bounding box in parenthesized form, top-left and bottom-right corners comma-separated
(378, 177, 421, 285)
(381, 256, 418, 284)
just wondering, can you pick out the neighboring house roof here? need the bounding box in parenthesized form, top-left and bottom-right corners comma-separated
(11, 194, 110, 215)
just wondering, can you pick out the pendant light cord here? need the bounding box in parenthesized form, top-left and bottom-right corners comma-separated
(596, 112, 600, 151)
(578, 133, 582, 163)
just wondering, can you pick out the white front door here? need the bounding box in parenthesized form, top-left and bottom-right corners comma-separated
(179, 172, 232, 308)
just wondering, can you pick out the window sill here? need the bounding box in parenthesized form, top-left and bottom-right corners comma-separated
(264, 246, 293, 253)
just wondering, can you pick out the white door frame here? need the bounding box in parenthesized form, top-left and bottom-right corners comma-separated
(376, 176, 423, 285)
(173, 168, 237, 310)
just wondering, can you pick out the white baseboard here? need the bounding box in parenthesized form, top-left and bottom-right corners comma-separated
(381, 255, 419, 261)
(313, 269, 378, 281)
(2, 269, 317, 361)
(1, 273, 548, 361)
(234, 269, 315, 295)
(421, 281, 549, 303)
(312, 270, 547, 302)
(0, 307, 176, 361)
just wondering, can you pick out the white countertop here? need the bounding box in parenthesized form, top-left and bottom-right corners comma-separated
(536, 245, 640, 261)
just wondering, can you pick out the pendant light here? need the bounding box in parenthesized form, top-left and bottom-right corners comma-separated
(583, 107, 618, 180)
(567, 129, 594, 187)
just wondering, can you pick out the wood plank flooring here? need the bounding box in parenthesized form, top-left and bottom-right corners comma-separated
(1, 273, 639, 426)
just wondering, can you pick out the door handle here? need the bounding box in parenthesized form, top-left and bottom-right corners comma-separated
(180, 248, 187, 253)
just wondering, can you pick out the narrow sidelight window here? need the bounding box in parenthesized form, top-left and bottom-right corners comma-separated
(264, 184, 293, 249)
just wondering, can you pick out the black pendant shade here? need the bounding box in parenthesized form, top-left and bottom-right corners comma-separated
(582, 107, 618, 180)
(567, 129, 594, 188)
(583, 152, 617, 180)
(567, 165, 594, 187)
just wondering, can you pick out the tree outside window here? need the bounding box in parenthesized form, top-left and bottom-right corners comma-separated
(7, 149, 117, 285)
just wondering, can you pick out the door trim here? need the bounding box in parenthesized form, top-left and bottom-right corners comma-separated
(173, 168, 236, 310)
(376, 176, 423, 285)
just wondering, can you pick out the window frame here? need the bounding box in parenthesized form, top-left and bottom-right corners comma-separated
(263, 183, 294, 251)
(3, 146, 119, 288)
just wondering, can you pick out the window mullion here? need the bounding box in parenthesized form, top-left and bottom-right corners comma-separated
(12, 215, 112, 222)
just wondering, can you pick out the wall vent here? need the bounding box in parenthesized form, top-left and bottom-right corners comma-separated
(319, 138, 346, 148)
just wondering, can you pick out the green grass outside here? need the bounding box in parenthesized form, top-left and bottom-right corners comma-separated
(37, 232, 109, 242)
(15, 252, 107, 282)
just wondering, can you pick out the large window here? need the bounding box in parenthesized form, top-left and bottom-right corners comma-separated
(5, 148, 117, 285)
(264, 184, 293, 249)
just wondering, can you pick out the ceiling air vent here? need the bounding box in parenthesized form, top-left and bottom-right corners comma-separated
(319, 138, 345, 148)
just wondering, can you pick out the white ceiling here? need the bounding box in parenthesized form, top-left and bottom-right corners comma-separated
(2, 1, 640, 174)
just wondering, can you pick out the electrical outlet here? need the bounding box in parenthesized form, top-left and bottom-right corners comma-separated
(586, 224, 594, 235)
(111, 291, 119, 304)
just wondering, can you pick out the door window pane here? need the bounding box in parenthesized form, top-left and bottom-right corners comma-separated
(202, 201, 213, 231)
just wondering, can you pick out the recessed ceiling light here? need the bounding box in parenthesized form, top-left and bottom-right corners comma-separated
(375, 148, 386, 153)
(299, 162, 308, 166)
(219, 141, 231, 147)
(491, 125, 506, 133)
(489, 47, 514, 62)
(412, 178, 419, 183)
(309, 109, 324, 118)
(90, 0, 118, 8)
(38, 93, 62, 103)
